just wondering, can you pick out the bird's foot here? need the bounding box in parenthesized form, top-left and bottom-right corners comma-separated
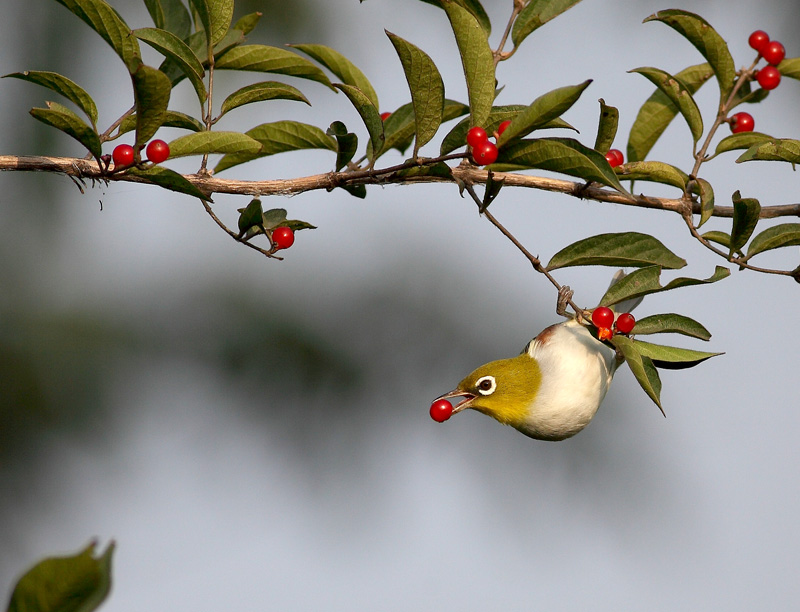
(556, 286, 573, 318)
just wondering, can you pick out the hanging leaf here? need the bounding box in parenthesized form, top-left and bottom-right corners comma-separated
(4, 71, 98, 127)
(219, 82, 310, 117)
(736, 138, 800, 164)
(593, 98, 618, 153)
(599, 265, 730, 307)
(131, 64, 172, 148)
(746, 223, 800, 258)
(629, 67, 703, 144)
(627, 62, 713, 163)
(548, 232, 686, 271)
(53, 0, 142, 72)
(127, 165, 212, 201)
(693, 177, 715, 228)
(494, 137, 626, 193)
(30, 102, 102, 159)
(215, 45, 334, 89)
(713, 132, 773, 158)
(334, 83, 384, 163)
(632, 339, 722, 370)
(168, 131, 262, 158)
(442, 0, 495, 129)
(615, 160, 688, 190)
(386, 32, 445, 158)
(327, 121, 359, 172)
(497, 80, 591, 147)
(134, 27, 206, 104)
(511, 0, 585, 48)
(643, 10, 736, 104)
(729, 190, 761, 255)
(237, 198, 264, 235)
(611, 335, 663, 413)
(290, 44, 379, 109)
(632, 313, 712, 341)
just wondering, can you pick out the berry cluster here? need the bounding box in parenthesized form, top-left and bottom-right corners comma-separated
(591, 306, 635, 341)
(111, 139, 170, 169)
(466, 122, 510, 166)
(750, 30, 785, 91)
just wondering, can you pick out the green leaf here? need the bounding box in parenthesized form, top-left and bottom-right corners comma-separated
(7, 541, 114, 612)
(497, 80, 591, 147)
(747, 223, 800, 258)
(53, 0, 142, 72)
(214, 121, 337, 172)
(237, 198, 263, 234)
(134, 27, 206, 104)
(611, 335, 663, 414)
(219, 82, 309, 117)
(215, 45, 334, 89)
(30, 102, 102, 159)
(632, 313, 712, 340)
(334, 83, 384, 164)
(386, 32, 445, 158)
(548, 232, 686, 271)
(494, 137, 627, 193)
(341, 184, 367, 199)
(629, 67, 703, 144)
(643, 9, 735, 105)
(632, 339, 722, 370)
(188, 0, 233, 48)
(615, 160, 688, 190)
(156, 0, 193, 39)
(385, 99, 469, 157)
(713, 132, 774, 158)
(126, 165, 212, 201)
(736, 138, 800, 164)
(283, 219, 317, 231)
(511, 0, 584, 48)
(144, 0, 165, 29)
(168, 131, 262, 158)
(599, 265, 730, 307)
(627, 62, 713, 163)
(232, 12, 262, 35)
(396, 161, 454, 179)
(730, 190, 761, 255)
(3, 71, 98, 127)
(442, 0, 495, 129)
(694, 177, 715, 228)
(131, 64, 172, 148)
(327, 121, 358, 172)
(593, 98, 619, 153)
(290, 43, 379, 109)
(262, 207, 288, 229)
(418, 0, 491, 35)
(116, 110, 204, 136)
(701, 231, 731, 249)
(778, 57, 800, 79)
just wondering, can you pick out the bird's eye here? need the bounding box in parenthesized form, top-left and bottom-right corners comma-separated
(476, 375, 496, 395)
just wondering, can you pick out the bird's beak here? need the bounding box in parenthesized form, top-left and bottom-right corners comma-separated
(434, 388, 476, 414)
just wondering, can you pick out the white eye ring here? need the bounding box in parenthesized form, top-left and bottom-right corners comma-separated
(476, 375, 496, 395)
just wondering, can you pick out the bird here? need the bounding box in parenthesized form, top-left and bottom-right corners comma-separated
(431, 280, 638, 441)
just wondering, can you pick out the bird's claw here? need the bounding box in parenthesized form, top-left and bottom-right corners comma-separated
(556, 286, 573, 317)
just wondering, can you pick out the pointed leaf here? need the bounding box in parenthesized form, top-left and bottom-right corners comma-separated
(237, 198, 263, 234)
(327, 121, 358, 172)
(548, 232, 686, 271)
(419, 0, 491, 35)
(633, 339, 722, 370)
(335, 83, 384, 163)
(713, 132, 773, 157)
(627, 62, 713, 163)
(593, 98, 619, 153)
(7, 541, 114, 612)
(511, 0, 585, 48)
(233, 12, 262, 35)
(386, 32, 445, 157)
(53, 0, 142, 72)
(701, 231, 731, 249)
(442, 0, 495, 128)
(633, 313, 712, 341)
(131, 64, 172, 147)
(214, 121, 336, 172)
(629, 67, 703, 144)
(730, 190, 761, 254)
(494, 137, 626, 192)
(599, 265, 730, 307)
(168, 131, 262, 158)
(283, 219, 317, 231)
(134, 27, 206, 104)
(4, 71, 98, 126)
(615, 160, 688, 190)
(497, 80, 591, 147)
(736, 138, 800, 164)
(694, 177, 715, 227)
(127, 165, 212, 201)
(643, 10, 735, 104)
(611, 335, 663, 413)
(747, 223, 800, 258)
(30, 102, 102, 159)
(188, 0, 233, 47)
(290, 44, 379, 109)
(778, 57, 800, 80)
(219, 82, 309, 117)
(215, 45, 334, 89)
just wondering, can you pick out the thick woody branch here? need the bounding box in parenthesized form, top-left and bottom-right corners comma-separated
(1, 154, 799, 220)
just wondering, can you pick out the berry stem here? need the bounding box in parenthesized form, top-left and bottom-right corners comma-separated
(493, 1, 526, 65)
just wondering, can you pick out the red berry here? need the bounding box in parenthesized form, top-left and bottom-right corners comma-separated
(605, 149, 624, 168)
(471, 141, 498, 166)
(615, 312, 636, 334)
(748, 30, 770, 53)
(497, 120, 512, 136)
(761, 40, 785, 65)
(145, 139, 170, 164)
(272, 226, 295, 250)
(380, 111, 391, 121)
(112, 144, 135, 168)
(756, 66, 781, 90)
(597, 327, 613, 341)
(466, 126, 488, 148)
(430, 399, 453, 423)
(730, 112, 755, 134)
(591, 306, 615, 329)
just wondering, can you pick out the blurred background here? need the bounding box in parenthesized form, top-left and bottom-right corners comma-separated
(1, 0, 800, 609)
